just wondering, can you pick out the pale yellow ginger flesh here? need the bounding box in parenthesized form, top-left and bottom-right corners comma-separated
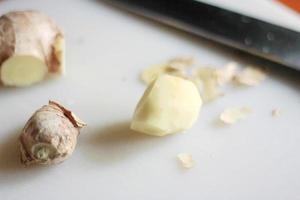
(0, 10, 65, 87)
(131, 74, 202, 136)
(234, 66, 266, 86)
(1, 56, 47, 86)
(220, 107, 252, 124)
(177, 153, 195, 169)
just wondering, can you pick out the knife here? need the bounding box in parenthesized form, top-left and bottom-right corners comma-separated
(107, 0, 300, 71)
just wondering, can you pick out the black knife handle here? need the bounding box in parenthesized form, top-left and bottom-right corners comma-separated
(108, 0, 300, 70)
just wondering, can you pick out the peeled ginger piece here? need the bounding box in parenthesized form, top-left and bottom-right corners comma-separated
(131, 74, 202, 136)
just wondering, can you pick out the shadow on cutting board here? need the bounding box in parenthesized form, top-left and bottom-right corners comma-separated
(83, 122, 175, 165)
(0, 76, 60, 95)
(0, 128, 49, 186)
(0, 128, 27, 173)
(96, 0, 300, 92)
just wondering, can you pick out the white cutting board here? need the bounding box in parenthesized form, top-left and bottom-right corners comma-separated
(0, 0, 300, 199)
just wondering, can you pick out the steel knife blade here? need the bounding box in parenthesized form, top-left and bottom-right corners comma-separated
(107, 0, 300, 71)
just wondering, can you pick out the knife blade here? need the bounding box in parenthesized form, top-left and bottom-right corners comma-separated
(107, 0, 300, 71)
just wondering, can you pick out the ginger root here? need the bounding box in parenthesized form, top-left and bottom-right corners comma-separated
(19, 101, 86, 166)
(0, 10, 65, 87)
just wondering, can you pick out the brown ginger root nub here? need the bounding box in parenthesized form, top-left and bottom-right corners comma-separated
(0, 10, 65, 87)
(19, 101, 86, 166)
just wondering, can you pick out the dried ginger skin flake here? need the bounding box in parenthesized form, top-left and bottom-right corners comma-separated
(19, 101, 86, 166)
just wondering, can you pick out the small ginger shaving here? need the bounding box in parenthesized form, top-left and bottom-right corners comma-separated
(177, 153, 195, 169)
(220, 107, 252, 124)
(140, 64, 184, 84)
(168, 56, 194, 70)
(272, 109, 281, 117)
(192, 62, 239, 102)
(193, 67, 222, 102)
(140, 57, 194, 84)
(216, 62, 238, 85)
(234, 66, 266, 86)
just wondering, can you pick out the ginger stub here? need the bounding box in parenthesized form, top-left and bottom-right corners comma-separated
(19, 101, 86, 166)
(0, 10, 65, 87)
